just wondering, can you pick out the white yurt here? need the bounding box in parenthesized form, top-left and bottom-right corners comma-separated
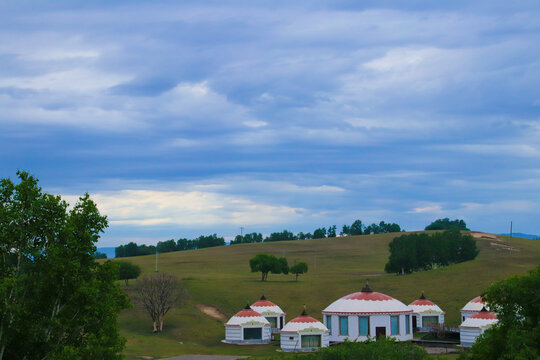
(459, 307, 498, 347)
(460, 296, 487, 322)
(223, 304, 271, 344)
(280, 309, 329, 352)
(408, 293, 445, 331)
(322, 283, 413, 343)
(251, 294, 286, 333)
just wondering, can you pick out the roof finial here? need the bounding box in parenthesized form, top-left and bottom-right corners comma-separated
(260, 290, 266, 300)
(480, 306, 488, 312)
(361, 280, 373, 292)
(244, 301, 251, 310)
(301, 304, 307, 316)
(420, 292, 426, 300)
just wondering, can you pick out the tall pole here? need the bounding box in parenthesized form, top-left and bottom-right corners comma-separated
(155, 248, 158, 272)
(510, 221, 513, 238)
(240, 227, 244, 236)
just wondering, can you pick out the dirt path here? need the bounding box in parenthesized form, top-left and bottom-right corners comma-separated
(196, 304, 227, 322)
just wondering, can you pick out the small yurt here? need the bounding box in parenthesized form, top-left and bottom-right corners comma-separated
(408, 293, 445, 331)
(223, 304, 271, 344)
(280, 308, 329, 352)
(459, 307, 498, 347)
(251, 294, 286, 333)
(461, 296, 487, 322)
(322, 283, 413, 343)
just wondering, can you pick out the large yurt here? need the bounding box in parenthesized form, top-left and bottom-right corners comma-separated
(251, 294, 286, 333)
(460, 296, 487, 322)
(223, 304, 271, 344)
(280, 309, 329, 352)
(459, 307, 498, 347)
(408, 293, 445, 331)
(322, 283, 413, 343)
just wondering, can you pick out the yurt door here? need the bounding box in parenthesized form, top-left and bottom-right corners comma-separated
(375, 327, 386, 339)
(412, 316, 417, 331)
(301, 335, 321, 349)
(243, 327, 262, 340)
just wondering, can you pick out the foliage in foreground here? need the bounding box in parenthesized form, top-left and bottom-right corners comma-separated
(253, 338, 428, 360)
(0, 171, 130, 360)
(460, 264, 540, 360)
(385, 229, 478, 274)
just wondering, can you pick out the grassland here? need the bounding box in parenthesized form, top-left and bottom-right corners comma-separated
(114, 232, 540, 359)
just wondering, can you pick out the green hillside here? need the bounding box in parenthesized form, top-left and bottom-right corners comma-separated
(114, 232, 540, 359)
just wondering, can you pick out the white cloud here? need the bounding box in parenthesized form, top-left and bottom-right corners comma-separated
(451, 144, 540, 158)
(410, 204, 443, 214)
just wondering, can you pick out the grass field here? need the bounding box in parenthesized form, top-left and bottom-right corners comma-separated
(113, 232, 540, 359)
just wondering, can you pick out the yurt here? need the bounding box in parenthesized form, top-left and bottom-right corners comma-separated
(460, 296, 487, 322)
(223, 304, 271, 344)
(280, 309, 329, 352)
(251, 294, 286, 333)
(459, 307, 498, 347)
(322, 283, 413, 343)
(408, 293, 445, 331)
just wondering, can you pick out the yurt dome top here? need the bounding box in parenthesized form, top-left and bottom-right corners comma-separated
(461, 296, 487, 313)
(281, 309, 329, 333)
(251, 293, 286, 316)
(322, 283, 412, 315)
(225, 303, 271, 327)
(409, 293, 445, 314)
(460, 307, 498, 329)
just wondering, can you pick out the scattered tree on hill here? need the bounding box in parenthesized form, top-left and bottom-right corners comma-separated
(117, 261, 142, 286)
(93, 251, 107, 259)
(156, 239, 177, 253)
(290, 262, 309, 281)
(0, 171, 130, 359)
(313, 227, 327, 239)
(385, 229, 478, 274)
(327, 225, 337, 238)
(425, 218, 469, 231)
(463, 264, 540, 360)
(230, 232, 263, 244)
(297, 232, 313, 240)
(249, 254, 288, 281)
(265, 230, 297, 242)
(134, 273, 178, 333)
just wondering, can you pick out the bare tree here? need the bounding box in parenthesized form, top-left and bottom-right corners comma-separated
(134, 273, 178, 332)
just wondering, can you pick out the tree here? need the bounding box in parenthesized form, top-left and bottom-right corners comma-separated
(0, 171, 130, 360)
(465, 265, 540, 360)
(249, 254, 288, 281)
(117, 261, 142, 286)
(93, 251, 107, 259)
(290, 262, 308, 281)
(327, 225, 337, 238)
(134, 273, 178, 333)
(425, 218, 469, 231)
(313, 227, 327, 239)
(341, 220, 364, 236)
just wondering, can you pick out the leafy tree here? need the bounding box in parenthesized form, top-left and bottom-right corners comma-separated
(425, 218, 469, 231)
(341, 220, 364, 236)
(134, 273, 178, 333)
(117, 261, 142, 286)
(313, 227, 327, 239)
(93, 251, 107, 259)
(249, 254, 289, 281)
(0, 171, 130, 360)
(297, 232, 313, 240)
(265, 230, 297, 242)
(156, 239, 177, 253)
(464, 264, 540, 360)
(290, 262, 308, 281)
(327, 225, 337, 238)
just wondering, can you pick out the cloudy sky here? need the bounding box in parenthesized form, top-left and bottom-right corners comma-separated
(1, 1, 539, 246)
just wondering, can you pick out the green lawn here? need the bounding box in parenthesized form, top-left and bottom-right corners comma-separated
(113, 232, 540, 359)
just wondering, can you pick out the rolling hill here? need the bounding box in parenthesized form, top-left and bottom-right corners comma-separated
(113, 231, 540, 359)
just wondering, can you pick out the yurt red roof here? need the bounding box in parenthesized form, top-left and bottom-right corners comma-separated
(322, 283, 412, 315)
(460, 308, 498, 329)
(408, 293, 444, 314)
(225, 304, 271, 326)
(251, 294, 286, 316)
(462, 296, 487, 313)
(281, 310, 329, 333)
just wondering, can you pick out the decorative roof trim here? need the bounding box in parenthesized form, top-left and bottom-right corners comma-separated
(322, 310, 412, 315)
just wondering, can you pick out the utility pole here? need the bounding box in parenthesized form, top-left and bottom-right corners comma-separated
(155, 249, 159, 272)
(240, 227, 244, 236)
(510, 221, 513, 238)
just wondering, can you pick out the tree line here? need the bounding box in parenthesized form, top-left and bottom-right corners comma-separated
(384, 229, 479, 274)
(115, 234, 225, 257)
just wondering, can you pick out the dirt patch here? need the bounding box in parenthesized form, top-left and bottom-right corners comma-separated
(490, 242, 519, 252)
(196, 304, 227, 322)
(470, 232, 498, 240)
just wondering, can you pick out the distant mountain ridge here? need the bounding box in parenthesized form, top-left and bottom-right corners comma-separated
(500, 232, 539, 239)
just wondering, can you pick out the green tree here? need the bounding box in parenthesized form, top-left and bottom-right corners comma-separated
(313, 227, 327, 239)
(290, 262, 308, 281)
(0, 171, 130, 360)
(249, 254, 288, 281)
(117, 261, 142, 286)
(464, 264, 540, 360)
(327, 225, 337, 238)
(425, 218, 469, 231)
(93, 251, 107, 259)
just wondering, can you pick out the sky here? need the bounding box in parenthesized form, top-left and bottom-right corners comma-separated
(1, 1, 539, 247)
